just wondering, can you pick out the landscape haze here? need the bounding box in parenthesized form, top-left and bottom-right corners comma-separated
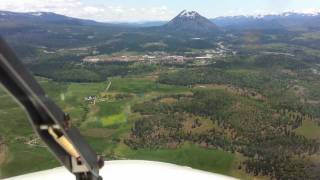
(0, 4, 320, 180)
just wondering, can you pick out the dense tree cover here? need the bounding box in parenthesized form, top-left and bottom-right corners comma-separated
(51, 69, 101, 82)
(126, 53, 320, 179)
(159, 54, 309, 87)
(96, 33, 217, 54)
(159, 54, 320, 119)
(29, 56, 158, 82)
(126, 88, 319, 179)
(158, 67, 288, 93)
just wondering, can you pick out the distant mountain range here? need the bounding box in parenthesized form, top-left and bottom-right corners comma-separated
(1, 10, 320, 59)
(1, 10, 320, 31)
(104, 10, 320, 31)
(140, 11, 320, 31)
(0, 11, 108, 26)
(212, 12, 320, 30)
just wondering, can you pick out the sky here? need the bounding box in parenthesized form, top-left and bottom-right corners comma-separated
(1, 0, 320, 22)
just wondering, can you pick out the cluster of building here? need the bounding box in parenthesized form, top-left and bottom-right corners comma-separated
(83, 42, 236, 64)
(83, 52, 230, 64)
(83, 54, 187, 63)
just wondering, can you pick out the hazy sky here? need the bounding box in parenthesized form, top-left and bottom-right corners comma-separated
(1, 0, 320, 22)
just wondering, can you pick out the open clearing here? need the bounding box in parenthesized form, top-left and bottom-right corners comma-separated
(295, 120, 320, 139)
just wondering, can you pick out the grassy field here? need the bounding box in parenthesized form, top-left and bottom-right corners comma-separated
(101, 113, 127, 127)
(115, 142, 236, 175)
(294, 31, 320, 40)
(0, 76, 192, 178)
(85, 77, 190, 129)
(0, 142, 58, 178)
(295, 120, 320, 139)
(0, 85, 58, 178)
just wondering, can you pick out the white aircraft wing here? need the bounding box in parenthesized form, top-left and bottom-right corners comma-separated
(5, 160, 237, 180)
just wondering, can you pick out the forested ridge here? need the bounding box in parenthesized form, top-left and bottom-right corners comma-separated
(123, 54, 320, 179)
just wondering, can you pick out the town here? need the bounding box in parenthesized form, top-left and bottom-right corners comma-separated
(82, 42, 236, 64)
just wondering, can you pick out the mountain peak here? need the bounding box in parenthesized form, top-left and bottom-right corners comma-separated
(178, 10, 199, 18)
(164, 10, 219, 34)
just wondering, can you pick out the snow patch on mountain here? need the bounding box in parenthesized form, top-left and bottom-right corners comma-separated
(220, 9, 320, 19)
(178, 10, 198, 18)
(30, 12, 43, 16)
(291, 8, 320, 16)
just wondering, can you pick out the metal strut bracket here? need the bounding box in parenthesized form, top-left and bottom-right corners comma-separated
(0, 37, 104, 180)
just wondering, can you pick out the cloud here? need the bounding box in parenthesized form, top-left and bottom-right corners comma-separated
(0, 0, 175, 22)
(290, 8, 320, 15)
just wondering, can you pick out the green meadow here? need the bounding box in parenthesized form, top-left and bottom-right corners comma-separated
(115, 142, 236, 175)
(0, 77, 192, 178)
(1, 73, 319, 180)
(295, 120, 320, 140)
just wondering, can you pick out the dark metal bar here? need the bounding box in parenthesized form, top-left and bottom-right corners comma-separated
(0, 37, 103, 179)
